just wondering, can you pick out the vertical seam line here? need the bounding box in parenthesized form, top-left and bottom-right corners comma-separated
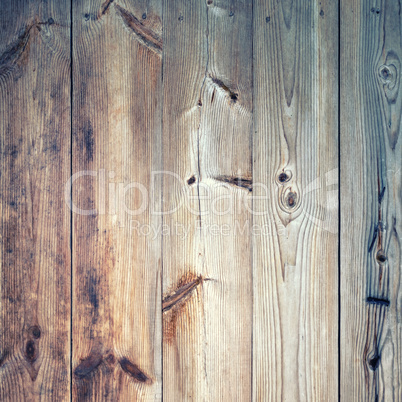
(69, 0, 73, 400)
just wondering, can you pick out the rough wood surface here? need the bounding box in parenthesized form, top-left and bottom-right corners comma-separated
(162, 0, 253, 399)
(253, 0, 339, 400)
(3, 0, 402, 400)
(72, 0, 162, 399)
(0, 0, 71, 400)
(341, 0, 402, 399)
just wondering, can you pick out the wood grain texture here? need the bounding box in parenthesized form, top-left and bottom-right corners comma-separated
(72, 0, 162, 399)
(0, 0, 71, 400)
(162, 0, 253, 399)
(341, 0, 402, 399)
(253, 0, 339, 400)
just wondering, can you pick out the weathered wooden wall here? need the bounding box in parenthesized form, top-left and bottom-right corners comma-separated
(0, 0, 401, 401)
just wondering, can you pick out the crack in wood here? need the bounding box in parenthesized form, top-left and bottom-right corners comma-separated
(115, 4, 162, 56)
(209, 76, 238, 102)
(162, 276, 203, 312)
(100, 0, 115, 16)
(214, 175, 252, 191)
(366, 297, 390, 307)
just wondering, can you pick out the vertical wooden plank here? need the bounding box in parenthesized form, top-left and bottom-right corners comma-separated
(341, 0, 402, 399)
(162, 0, 253, 400)
(72, 0, 162, 399)
(253, 0, 339, 400)
(0, 0, 71, 400)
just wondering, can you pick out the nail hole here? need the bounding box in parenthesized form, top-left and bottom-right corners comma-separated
(142, 13, 147, 19)
(48, 18, 54, 25)
(266, 16, 270, 22)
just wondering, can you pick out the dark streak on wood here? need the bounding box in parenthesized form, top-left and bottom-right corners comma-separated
(119, 358, 151, 383)
(366, 297, 390, 307)
(100, 0, 115, 15)
(378, 186, 386, 204)
(74, 352, 103, 379)
(214, 175, 252, 191)
(80, 121, 95, 162)
(162, 276, 202, 312)
(0, 350, 9, 368)
(115, 4, 162, 56)
(368, 224, 378, 253)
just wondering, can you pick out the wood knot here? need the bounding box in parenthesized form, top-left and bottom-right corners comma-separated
(187, 175, 196, 185)
(378, 64, 397, 89)
(29, 325, 41, 339)
(379, 65, 391, 81)
(286, 192, 297, 208)
(25, 340, 36, 362)
(279, 185, 301, 214)
(278, 172, 290, 183)
(368, 354, 381, 371)
(376, 250, 387, 264)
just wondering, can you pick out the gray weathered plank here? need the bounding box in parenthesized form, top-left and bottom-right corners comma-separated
(341, 0, 402, 399)
(253, 0, 339, 399)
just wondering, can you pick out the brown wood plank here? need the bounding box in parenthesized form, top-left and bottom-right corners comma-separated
(72, 0, 162, 399)
(162, 0, 253, 399)
(340, 0, 402, 399)
(253, 0, 339, 399)
(0, 0, 71, 400)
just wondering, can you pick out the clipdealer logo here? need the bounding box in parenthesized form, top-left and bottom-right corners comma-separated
(64, 168, 338, 236)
